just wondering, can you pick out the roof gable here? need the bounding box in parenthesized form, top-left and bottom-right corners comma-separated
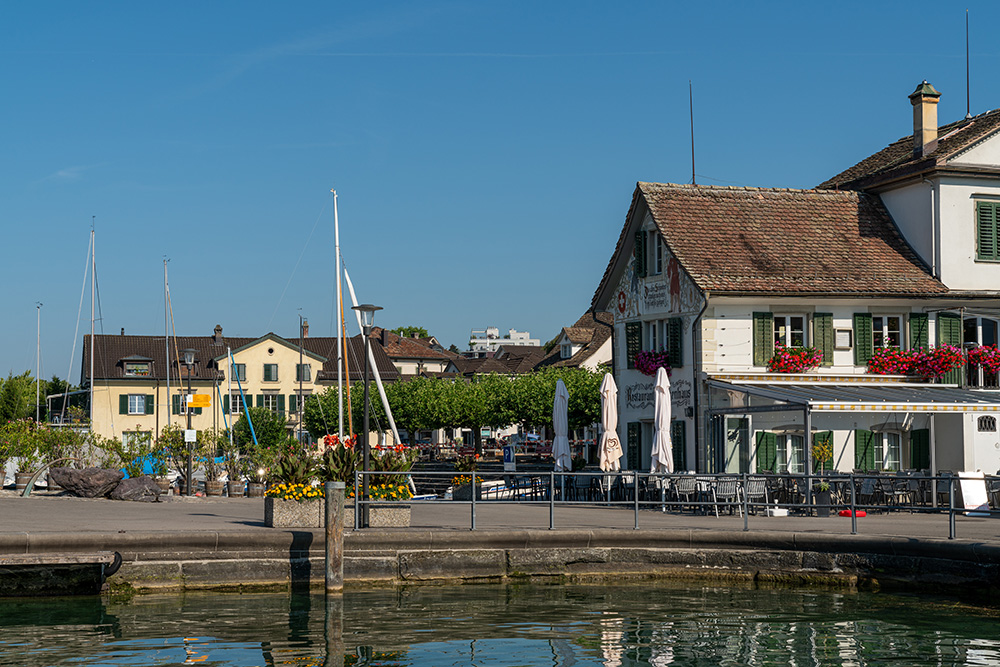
(594, 183, 945, 302)
(218, 332, 328, 363)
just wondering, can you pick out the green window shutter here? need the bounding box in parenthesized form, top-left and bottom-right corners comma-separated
(977, 202, 1000, 261)
(755, 431, 777, 473)
(937, 312, 963, 384)
(910, 428, 930, 471)
(814, 313, 834, 366)
(145, 395, 154, 415)
(909, 312, 929, 350)
(172, 395, 180, 415)
(666, 318, 683, 368)
(119, 394, 128, 415)
(853, 313, 873, 366)
(752, 312, 774, 367)
(671, 420, 686, 471)
(854, 429, 876, 471)
(812, 431, 833, 472)
(625, 321, 642, 369)
(195, 405, 203, 415)
(277, 394, 285, 414)
(289, 394, 298, 413)
(256, 394, 264, 408)
(224, 394, 230, 413)
(634, 231, 646, 278)
(626, 422, 641, 471)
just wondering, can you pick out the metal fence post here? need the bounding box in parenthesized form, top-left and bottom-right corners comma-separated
(949, 476, 957, 540)
(742, 473, 749, 532)
(634, 473, 639, 530)
(470, 471, 477, 531)
(549, 472, 555, 530)
(850, 473, 857, 535)
(354, 472, 360, 530)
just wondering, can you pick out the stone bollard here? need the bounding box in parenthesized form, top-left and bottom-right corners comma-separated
(325, 481, 345, 593)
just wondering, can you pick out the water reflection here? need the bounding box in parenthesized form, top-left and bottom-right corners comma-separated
(0, 583, 998, 666)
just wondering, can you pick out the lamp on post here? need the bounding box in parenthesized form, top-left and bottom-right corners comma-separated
(351, 303, 381, 528)
(182, 348, 197, 497)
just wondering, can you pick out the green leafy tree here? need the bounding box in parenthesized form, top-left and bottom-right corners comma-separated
(302, 384, 386, 440)
(0, 372, 33, 422)
(390, 326, 428, 339)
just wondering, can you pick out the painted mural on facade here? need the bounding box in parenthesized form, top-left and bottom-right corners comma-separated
(613, 250, 702, 324)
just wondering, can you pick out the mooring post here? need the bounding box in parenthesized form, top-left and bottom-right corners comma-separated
(325, 481, 345, 593)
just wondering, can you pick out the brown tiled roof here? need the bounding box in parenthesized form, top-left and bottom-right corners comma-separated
(81, 332, 398, 384)
(371, 327, 453, 362)
(593, 183, 945, 303)
(819, 107, 1000, 190)
(537, 311, 613, 369)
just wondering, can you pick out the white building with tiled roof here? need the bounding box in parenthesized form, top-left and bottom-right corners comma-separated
(592, 82, 1000, 479)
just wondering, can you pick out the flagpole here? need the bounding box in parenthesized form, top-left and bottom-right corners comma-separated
(333, 189, 344, 440)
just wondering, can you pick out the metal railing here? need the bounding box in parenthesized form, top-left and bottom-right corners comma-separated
(353, 470, 1000, 540)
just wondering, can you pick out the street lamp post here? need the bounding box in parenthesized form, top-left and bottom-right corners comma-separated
(183, 348, 197, 496)
(351, 304, 381, 528)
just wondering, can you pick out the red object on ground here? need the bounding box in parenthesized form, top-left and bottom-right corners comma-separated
(839, 509, 866, 517)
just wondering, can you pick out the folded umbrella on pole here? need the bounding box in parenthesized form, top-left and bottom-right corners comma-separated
(650, 367, 673, 473)
(599, 373, 622, 472)
(552, 379, 572, 472)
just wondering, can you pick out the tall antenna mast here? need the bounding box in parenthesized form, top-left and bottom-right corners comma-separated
(164, 258, 170, 427)
(333, 189, 344, 439)
(966, 8, 972, 119)
(689, 80, 697, 186)
(36, 302, 42, 423)
(89, 219, 95, 426)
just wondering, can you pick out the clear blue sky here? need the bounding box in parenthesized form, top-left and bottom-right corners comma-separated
(2, 1, 997, 382)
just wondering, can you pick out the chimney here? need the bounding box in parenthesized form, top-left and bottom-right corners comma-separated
(300, 319, 309, 339)
(380, 328, 388, 346)
(214, 324, 223, 344)
(121, 327, 125, 336)
(909, 80, 941, 158)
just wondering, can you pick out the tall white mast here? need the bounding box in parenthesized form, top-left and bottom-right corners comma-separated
(333, 189, 344, 439)
(89, 224, 95, 426)
(35, 302, 42, 423)
(164, 259, 170, 427)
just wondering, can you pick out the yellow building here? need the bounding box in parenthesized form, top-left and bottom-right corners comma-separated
(81, 324, 398, 443)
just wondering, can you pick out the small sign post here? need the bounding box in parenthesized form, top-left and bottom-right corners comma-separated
(503, 445, 516, 472)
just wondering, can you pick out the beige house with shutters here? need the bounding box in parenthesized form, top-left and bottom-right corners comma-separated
(591, 82, 1000, 477)
(80, 324, 398, 444)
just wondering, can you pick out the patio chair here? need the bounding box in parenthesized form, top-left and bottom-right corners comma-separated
(743, 476, 769, 514)
(674, 476, 698, 511)
(710, 477, 744, 518)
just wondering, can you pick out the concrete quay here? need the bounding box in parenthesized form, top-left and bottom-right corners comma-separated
(2, 492, 1000, 597)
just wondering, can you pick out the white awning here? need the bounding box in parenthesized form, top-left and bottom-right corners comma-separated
(708, 378, 1000, 413)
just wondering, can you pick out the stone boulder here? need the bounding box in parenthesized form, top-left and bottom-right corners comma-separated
(49, 467, 124, 498)
(109, 476, 161, 502)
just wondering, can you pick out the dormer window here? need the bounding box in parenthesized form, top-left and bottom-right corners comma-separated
(124, 361, 150, 377)
(560, 343, 573, 359)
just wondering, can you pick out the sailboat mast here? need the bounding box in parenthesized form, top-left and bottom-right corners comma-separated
(164, 259, 170, 427)
(333, 189, 344, 439)
(89, 224, 95, 426)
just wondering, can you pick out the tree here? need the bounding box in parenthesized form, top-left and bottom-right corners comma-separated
(448, 344, 461, 355)
(390, 325, 428, 339)
(302, 384, 387, 441)
(0, 372, 33, 422)
(233, 407, 289, 450)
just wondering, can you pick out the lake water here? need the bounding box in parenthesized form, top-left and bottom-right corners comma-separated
(1, 583, 998, 666)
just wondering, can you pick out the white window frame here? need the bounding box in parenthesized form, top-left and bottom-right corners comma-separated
(262, 392, 279, 412)
(127, 394, 146, 415)
(229, 392, 245, 414)
(122, 430, 151, 453)
(560, 343, 573, 359)
(876, 432, 901, 471)
(776, 434, 804, 474)
(872, 315, 903, 349)
(773, 315, 807, 347)
(650, 232, 663, 275)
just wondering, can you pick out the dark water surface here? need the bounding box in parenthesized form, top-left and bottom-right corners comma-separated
(1, 583, 999, 666)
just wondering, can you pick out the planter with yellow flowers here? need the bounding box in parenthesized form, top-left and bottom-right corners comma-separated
(264, 483, 325, 528)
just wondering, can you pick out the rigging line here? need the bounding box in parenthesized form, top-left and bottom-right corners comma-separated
(92, 240, 116, 434)
(62, 231, 92, 424)
(266, 199, 330, 330)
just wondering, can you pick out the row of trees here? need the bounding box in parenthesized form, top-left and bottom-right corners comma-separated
(300, 366, 606, 449)
(0, 372, 72, 423)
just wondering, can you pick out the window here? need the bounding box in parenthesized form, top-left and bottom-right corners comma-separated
(876, 432, 901, 471)
(229, 392, 245, 414)
(262, 393, 279, 411)
(122, 430, 151, 453)
(651, 232, 663, 275)
(124, 361, 150, 377)
(231, 363, 246, 382)
(127, 394, 146, 415)
(979, 416, 997, 432)
(643, 318, 683, 367)
(976, 201, 1000, 261)
(872, 316, 902, 349)
(263, 363, 278, 382)
(774, 315, 806, 347)
(964, 317, 999, 347)
(646, 320, 661, 352)
(291, 391, 312, 414)
(776, 434, 805, 474)
(560, 343, 573, 359)
(295, 363, 311, 382)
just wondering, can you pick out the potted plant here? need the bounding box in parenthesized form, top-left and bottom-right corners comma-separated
(263, 441, 319, 526)
(767, 345, 823, 373)
(812, 435, 834, 517)
(158, 424, 196, 494)
(451, 453, 481, 501)
(198, 428, 226, 496)
(221, 435, 247, 497)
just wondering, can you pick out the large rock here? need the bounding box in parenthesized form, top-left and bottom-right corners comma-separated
(109, 476, 161, 502)
(49, 467, 124, 498)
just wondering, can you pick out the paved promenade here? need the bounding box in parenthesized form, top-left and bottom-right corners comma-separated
(2, 490, 999, 544)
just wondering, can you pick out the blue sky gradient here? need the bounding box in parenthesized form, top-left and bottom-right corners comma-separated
(3, 1, 999, 381)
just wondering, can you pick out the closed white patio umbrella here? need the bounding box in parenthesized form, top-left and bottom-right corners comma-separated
(599, 373, 622, 472)
(552, 379, 572, 472)
(650, 367, 673, 473)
